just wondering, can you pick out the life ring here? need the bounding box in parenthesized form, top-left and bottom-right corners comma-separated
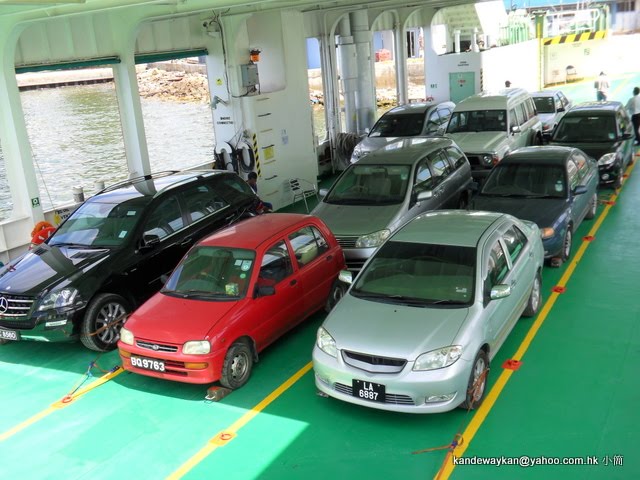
(31, 221, 54, 238)
(30, 223, 56, 247)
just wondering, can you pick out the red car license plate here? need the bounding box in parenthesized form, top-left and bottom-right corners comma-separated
(130, 356, 165, 372)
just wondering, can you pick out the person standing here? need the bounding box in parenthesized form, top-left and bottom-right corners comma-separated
(246, 171, 273, 211)
(594, 72, 610, 101)
(626, 86, 640, 145)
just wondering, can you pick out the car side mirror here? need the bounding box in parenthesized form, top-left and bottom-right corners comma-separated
(256, 285, 276, 297)
(141, 233, 160, 249)
(510, 125, 521, 134)
(573, 185, 588, 196)
(416, 190, 433, 202)
(364, 127, 371, 135)
(557, 106, 565, 112)
(338, 270, 353, 285)
(160, 274, 169, 285)
(490, 284, 511, 300)
(319, 188, 329, 198)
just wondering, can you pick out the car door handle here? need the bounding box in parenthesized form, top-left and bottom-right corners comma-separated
(511, 280, 518, 288)
(180, 238, 193, 247)
(326, 255, 333, 261)
(290, 279, 298, 286)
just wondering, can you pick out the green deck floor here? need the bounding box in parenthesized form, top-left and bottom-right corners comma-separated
(2, 77, 640, 480)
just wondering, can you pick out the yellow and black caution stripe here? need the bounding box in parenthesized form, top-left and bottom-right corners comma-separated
(543, 30, 607, 45)
(252, 133, 261, 177)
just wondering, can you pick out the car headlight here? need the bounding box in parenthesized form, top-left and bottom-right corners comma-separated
(183, 340, 211, 355)
(355, 229, 390, 248)
(540, 227, 555, 239)
(37, 287, 80, 311)
(598, 153, 617, 167)
(413, 346, 463, 371)
(120, 327, 134, 346)
(482, 154, 498, 166)
(350, 145, 364, 163)
(317, 327, 338, 358)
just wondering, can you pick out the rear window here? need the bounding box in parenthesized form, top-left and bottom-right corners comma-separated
(446, 110, 507, 133)
(553, 114, 616, 142)
(369, 113, 425, 137)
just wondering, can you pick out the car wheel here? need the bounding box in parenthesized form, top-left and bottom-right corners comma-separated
(80, 293, 130, 352)
(585, 193, 598, 220)
(613, 165, 623, 189)
(220, 341, 253, 390)
(561, 227, 572, 262)
(460, 349, 489, 410)
(325, 279, 347, 313)
(522, 272, 542, 317)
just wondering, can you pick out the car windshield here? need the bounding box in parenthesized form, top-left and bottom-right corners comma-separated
(533, 96, 555, 114)
(481, 163, 566, 198)
(369, 113, 425, 137)
(325, 165, 410, 205)
(49, 199, 147, 248)
(351, 241, 475, 306)
(552, 114, 617, 142)
(163, 246, 256, 299)
(446, 110, 507, 133)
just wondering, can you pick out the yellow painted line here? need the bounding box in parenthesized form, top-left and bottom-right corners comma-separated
(167, 362, 313, 480)
(438, 163, 635, 480)
(0, 366, 123, 442)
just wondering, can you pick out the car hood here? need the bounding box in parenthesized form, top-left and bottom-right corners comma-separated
(537, 113, 555, 127)
(0, 245, 111, 295)
(549, 139, 617, 160)
(125, 293, 240, 343)
(447, 132, 507, 153)
(312, 202, 401, 236)
(357, 137, 396, 154)
(322, 294, 469, 360)
(472, 195, 568, 227)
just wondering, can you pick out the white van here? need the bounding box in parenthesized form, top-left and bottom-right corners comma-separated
(445, 88, 542, 178)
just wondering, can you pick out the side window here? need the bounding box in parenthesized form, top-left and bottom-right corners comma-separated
(486, 240, 509, 289)
(429, 151, 452, 185)
(517, 103, 528, 126)
(437, 108, 452, 126)
(425, 110, 441, 133)
(180, 183, 229, 223)
(573, 152, 589, 180)
(559, 92, 569, 108)
(445, 146, 467, 170)
(503, 225, 527, 263)
(567, 159, 579, 189)
(142, 195, 185, 240)
(415, 159, 434, 190)
(258, 241, 293, 286)
(554, 94, 563, 112)
(509, 108, 519, 130)
(288, 225, 329, 267)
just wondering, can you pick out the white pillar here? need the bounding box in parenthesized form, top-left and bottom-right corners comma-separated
(394, 19, 408, 106)
(0, 24, 43, 222)
(350, 10, 375, 134)
(337, 16, 358, 133)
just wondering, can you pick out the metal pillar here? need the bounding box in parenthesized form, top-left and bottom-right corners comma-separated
(394, 18, 408, 106)
(337, 16, 358, 133)
(350, 10, 375, 134)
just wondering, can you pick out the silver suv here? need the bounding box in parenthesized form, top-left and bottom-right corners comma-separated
(313, 137, 472, 271)
(350, 101, 455, 163)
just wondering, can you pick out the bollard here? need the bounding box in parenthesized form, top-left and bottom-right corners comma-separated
(72, 186, 85, 203)
(94, 180, 105, 192)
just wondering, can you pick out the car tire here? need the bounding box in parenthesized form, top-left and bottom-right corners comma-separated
(522, 272, 542, 317)
(80, 293, 130, 352)
(325, 279, 347, 313)
(220, 341, 253, 390)
(459, 349, 489, 410)
(613, 165, 623, 189)
(561, 226, 572, 263)
(585, 193, 598, 220)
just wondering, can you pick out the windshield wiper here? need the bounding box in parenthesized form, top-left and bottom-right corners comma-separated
(326, 198, 373, 205)
(426, 299, 468, 305)
(168, 289, 230, 299)
(49, 242, 93, 248)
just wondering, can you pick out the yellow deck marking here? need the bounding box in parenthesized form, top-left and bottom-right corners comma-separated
(166, 362, 313, 480)
(438, 162, 635, 479)
(0, 366, 123, 442)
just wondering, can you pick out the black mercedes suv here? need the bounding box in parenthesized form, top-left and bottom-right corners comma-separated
(549, 101, 635, 188)
(0, 170, 260, 351)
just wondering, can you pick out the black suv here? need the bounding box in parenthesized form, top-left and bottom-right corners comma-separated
(549, 101, 635, 188)
(0, 170, 260, 351)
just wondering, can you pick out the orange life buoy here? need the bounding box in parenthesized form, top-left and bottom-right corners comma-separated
(31, 221, 54, 238)
(30, 225, 56, 247)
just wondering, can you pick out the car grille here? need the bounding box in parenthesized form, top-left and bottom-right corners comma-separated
(342, 350, 407, 374)
(136, 339, 179, 353)
(335, 236, 358, 249)
(345, 259, 366, 272)
(465, 155, 490, 170)
(0, 294, 35, 328)
(334, 382, 415, 405)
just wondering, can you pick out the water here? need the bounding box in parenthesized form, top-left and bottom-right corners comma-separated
(0, 82, 215, 220)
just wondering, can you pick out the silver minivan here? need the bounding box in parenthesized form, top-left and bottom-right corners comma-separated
(350, 101, 455, 163)
(313, 137, 472, 271)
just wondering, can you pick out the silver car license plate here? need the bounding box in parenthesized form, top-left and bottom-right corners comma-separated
(352, 379, 385, 402)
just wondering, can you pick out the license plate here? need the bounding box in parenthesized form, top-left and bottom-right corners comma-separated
(0, 328, 20, 341)
(352, 379, 385, 403)
(130, 356, 165, 372)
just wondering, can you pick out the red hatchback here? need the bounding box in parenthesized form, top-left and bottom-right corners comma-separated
(118, 213, 346, 388)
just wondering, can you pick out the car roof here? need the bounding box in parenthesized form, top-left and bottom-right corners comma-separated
(356, 137, 454, 165)
(531, 90, 561, 97)
(566, 101, 622, 115)
(392, 210, 504, 248)
(199, 213, 320, 250)
(383, 101, 454, 116)
(89, 170, 233, 204)
(501, 146, 575, 165)
(454, 88, 529, 110)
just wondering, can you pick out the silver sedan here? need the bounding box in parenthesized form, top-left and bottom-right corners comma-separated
(313, 210, 544, 413)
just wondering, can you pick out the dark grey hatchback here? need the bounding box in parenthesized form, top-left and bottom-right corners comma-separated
(548, 101, 635, 188)
(0, 170, 260, 351)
